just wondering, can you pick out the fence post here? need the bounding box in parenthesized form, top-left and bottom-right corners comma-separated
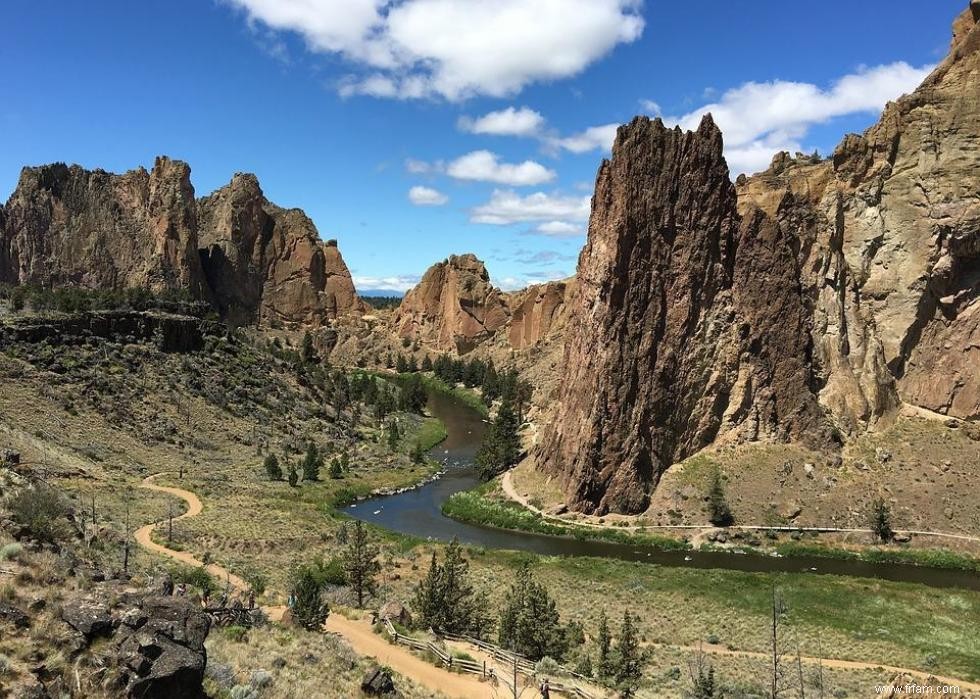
(483, 660, 486, 678)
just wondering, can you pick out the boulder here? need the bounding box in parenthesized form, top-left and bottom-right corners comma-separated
(378, 601, 413, 628)
(0, 601, 30, 629)
(61, 598, 115, 639)
(361, 665, 401, 697)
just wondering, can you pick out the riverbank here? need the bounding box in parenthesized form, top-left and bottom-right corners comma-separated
(442, 475, 980, 575)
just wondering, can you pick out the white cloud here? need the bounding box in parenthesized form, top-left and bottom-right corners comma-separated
(408, 185, 448, 205)
(471, 189, 590, 225)
(553, 123, 619, 154)
(405, 158, 436, 174)
(639, 99, 661, 116)
(225, 0, 644, 101)
(535, 221, 584, 237)
(447, 150, 555, 186)
(668, 61, 933, 175)
(552, 61, 932, 175)
(354, 274, 420, 293)
(458, 106, 545, 136)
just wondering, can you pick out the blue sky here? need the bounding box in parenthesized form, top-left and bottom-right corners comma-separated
(1, 1, 963, 293)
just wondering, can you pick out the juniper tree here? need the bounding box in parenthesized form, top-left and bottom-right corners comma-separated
(597, 610, 614, 679)
(341, 520, 380, 608)
(264, 453, 282, 481)
(290, 563, 329, 630)
(615, 610, 644, 697)
(498, 562, 567, 661)
(869, 497, 893, 543)
(707, 469, 734, 527)
(475, 399, 521, 480)
(302, 442, 322, 482)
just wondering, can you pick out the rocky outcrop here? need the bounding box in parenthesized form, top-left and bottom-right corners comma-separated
(394, 254, 509, 353)
(538, 116, 832, 514)
(1, 158, 365, 329)
(197, 173, 365, 327)
(504, 279, 573, 350)
(1, 157, 209, 297)
(541, 3, 980, 513)
(739, 1, 980, 421)
(0, 310, 207, 352)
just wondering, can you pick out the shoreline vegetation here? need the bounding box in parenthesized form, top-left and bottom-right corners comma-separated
(442, 481, 980, 574)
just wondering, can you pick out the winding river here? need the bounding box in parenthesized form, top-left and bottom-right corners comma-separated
(346, 390, 980, 592)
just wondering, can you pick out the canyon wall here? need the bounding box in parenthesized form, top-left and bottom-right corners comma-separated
(0, 158, 364, 328)
(539, 3, 980, 514)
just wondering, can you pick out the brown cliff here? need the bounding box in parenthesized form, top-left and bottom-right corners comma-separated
(394, 254, 509, 353)
(538, 116, 831, 514)
(197, 173, 365, 327)
(0, 157, 208, 297)
(1, 158, 365, 329)
(504, 279, 573, 350)
(541, 3, 980, 513)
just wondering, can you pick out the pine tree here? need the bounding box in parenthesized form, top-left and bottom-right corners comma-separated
(413, 551, 444, 630)
(498, 562, 567, 661)
(421, 355, 433, 372)
(615, 610, 644, 696)
(302, 442, 322, 482)
(342, 520, 381, 608)
(396, 353, 409, 373)
(301, 331, 316, 364)
(870, 497, 893, 543)
(411, 539, 490, 637)
(329, 457, 343, 479)
(597, 610, 614, 679)
(399, 373, 428, 413)
(264, 453, 282, 481)
(287, 464, 298, 487)
(707, 469, 734, 527)
(410, 441, 427, 465)
(387, 419, 400, 450)
(475, 399, 521, 480)
(290, 563, 329, 630)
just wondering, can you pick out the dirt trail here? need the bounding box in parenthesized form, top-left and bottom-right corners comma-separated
(501, 470, 980, 543)
(134, 474, 502, 699)
(135, 473, 980, 694)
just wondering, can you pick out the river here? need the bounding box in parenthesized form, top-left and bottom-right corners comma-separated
(345, 389, 980, 591)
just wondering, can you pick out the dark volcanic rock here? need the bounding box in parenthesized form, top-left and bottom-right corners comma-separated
(61, 598, 115, 639)
(538, 116, 831, 514)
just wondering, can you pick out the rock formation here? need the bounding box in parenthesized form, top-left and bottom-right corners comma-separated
(197, 173, 365, 327)
(1, 157, 208, 297)
(394, 254, 509, 353)
(538, 116, 832, 514)
(540, 2, 980, 514)
(0, 159, 364, 329)
(504, 279, 573, 350)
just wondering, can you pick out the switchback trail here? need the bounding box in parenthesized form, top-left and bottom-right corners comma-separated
(134, 473, 980, 694)
(134, 473, 502, 699)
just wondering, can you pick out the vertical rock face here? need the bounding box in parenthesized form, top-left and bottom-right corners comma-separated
(504, 279, 573, 350)
(538, 117, 831, 514)
(394, 254, 509, 353)
(0, 157, 208, 297)
(542, 3, 980, 513)
(197, 173, 364, 327)
(1, 158, 364, 328)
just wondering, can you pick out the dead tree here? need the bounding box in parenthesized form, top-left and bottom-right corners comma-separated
(770, 587, 793, 698)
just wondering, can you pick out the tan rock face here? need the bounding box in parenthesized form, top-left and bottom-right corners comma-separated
(538, 116, 832, 514)
(198, 174, 364, 327)
(504, 279, 573, 350)
(1, 159, 364, 329)
(542, 4, 980, 513)
(394, 254, 509, 353)
(0, 157, 208, 297)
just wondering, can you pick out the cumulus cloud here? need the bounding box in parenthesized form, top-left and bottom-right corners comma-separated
(447, 150, 555, 186)
(354, 274, 420, 294)
(553, 62, 932, 175)
(666, 61, 933, 174)
(408, 185, 448, 205)
(457, 106, 545, 136)
(553, 123, 619, 154)
(471, 189, 590, 225)
(225, 0, 644, 101)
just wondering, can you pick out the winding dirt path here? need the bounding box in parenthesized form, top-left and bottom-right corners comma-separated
(135, 473, 980, 694)
(134, 474, 501, 699)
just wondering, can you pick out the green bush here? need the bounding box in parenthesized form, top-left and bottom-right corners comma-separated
(6, 485, 71, 543)
(0, 543, 24, 561)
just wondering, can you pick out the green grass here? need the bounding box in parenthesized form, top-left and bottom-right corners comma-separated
(776, 542, 980, 573)
(442, 483, 690, 552)
(413, 417, 448, 451)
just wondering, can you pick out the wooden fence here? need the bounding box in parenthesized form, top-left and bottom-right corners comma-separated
(382, 620, 599, 699)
